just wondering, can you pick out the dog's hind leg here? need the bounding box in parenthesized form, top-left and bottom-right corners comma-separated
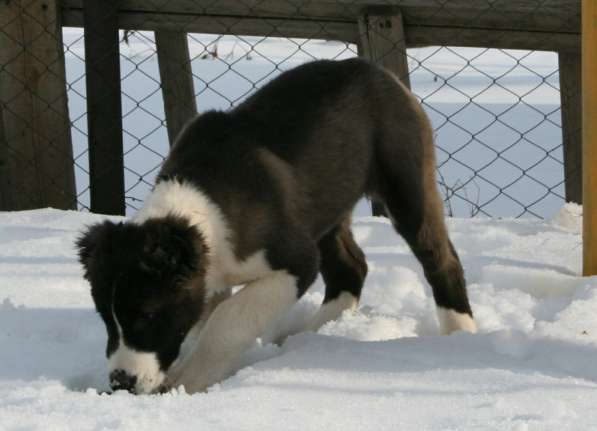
(374, 94, 476, 334)
(308, 217, 368, 331)
(381, 175, 476, 334)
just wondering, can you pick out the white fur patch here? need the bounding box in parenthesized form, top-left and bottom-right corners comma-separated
(169, 289, 232, 374)
(437, 307, 477, 335)
(168, 271, 299, 393)
(134, 180, 271, 295)
(308, 291, 358, 332)
(109, 312, 165, 394)
(108, 343, 165, 394)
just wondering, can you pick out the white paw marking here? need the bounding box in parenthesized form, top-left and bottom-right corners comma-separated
(437, 307, 477, 334)
(309, 291, 358, 332)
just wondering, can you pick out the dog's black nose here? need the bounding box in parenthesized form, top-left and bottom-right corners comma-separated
(109, 369, 137, 393)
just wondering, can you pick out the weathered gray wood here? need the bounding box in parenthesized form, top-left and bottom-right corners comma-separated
(0, 103, 8, 209)
(60, 4, 581, 52)
(0, 0, 76, 210)
(84, 0, 125, 215)
(359, 11, 411, 87)
(406, 27, 580, 53)
(62, 11, 357, 43)
(155, 31, 197, 146)
(360, 11, 412, 217)
(60, 0, 581, 36)
(559, 52, 583, 203)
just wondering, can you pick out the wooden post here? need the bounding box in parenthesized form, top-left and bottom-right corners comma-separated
(84, 0, 125, 215)
(583, 0, 597, 276)
(359, 10, 411, 88)
(155, 31, 197, 146)
(0, 0, 76, 210)
(559, 52, 583, 204)
(0, 30, 18, 211)
(359, 10, 411, 216)
(0, 103, 8, 208)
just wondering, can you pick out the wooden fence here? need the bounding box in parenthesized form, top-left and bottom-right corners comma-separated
(0, 0, 594, 274)
(583, 0, 596, 276)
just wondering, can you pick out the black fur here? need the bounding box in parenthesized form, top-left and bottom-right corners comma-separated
(318, 219, 368, 303)
(77, 215, 207, 368)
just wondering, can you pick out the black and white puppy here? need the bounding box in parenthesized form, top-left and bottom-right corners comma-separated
(77, 58, 476, 395)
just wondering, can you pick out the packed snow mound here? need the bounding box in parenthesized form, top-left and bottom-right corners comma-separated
(1, 208, 596, 430)
(551, 202, 583, 233)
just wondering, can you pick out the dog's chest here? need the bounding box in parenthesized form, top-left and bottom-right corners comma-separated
(134, 180, 275, 294)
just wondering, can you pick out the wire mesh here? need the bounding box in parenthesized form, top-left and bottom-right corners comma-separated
(1, 0, 582, 218)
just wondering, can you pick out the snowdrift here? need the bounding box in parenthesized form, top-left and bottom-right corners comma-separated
(1, 205, 596, 430)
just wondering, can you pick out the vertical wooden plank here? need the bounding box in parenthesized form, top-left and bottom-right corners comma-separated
(0, 0, 76, 210)
(0, 103, 8, 209)
(583, 0, 597, 276)
(155, 31, 197, 146)
(84, 0, 125, 215)
(559, 52, 583, 204)
(359, 11, 411, 88)
(359, 10, 411, 216)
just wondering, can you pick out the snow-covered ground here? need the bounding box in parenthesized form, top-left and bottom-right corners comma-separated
(1, 204, 596, 430)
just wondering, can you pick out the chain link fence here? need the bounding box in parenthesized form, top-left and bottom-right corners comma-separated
(1, 1, 582, 218)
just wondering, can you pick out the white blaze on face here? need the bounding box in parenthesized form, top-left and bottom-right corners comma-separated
(109, 310, 166, 394)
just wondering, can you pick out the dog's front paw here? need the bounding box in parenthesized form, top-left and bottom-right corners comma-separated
(153, 382, 173, 394)
(157, 373, 180, 394)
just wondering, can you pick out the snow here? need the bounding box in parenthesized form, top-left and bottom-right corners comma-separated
(1, 205, 597, 430)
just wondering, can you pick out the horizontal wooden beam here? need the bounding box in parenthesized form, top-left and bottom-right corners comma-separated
(406, 26, 580, 52)
(62, 10, 357, 42)
(61, 0, 580, 35)
(62, 9, 581, 52)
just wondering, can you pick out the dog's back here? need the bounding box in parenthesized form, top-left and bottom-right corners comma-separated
(160, 57, 475, 333)
(160, 59, 427, 240)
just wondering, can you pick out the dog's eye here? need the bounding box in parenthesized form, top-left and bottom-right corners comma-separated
(133, 312, 156, 331)
(135, 311, 155, 324)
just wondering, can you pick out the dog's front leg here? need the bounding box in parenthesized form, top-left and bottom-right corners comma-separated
(166, 270, 301, 393)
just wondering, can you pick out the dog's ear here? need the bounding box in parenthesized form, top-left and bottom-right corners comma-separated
(140, 218, 204, 280)
(76, 221, 118, 280)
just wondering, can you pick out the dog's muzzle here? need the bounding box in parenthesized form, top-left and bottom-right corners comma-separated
(109, 369, 138, 393)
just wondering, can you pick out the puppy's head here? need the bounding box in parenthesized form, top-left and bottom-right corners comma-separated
(77, 215, 207, 394)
